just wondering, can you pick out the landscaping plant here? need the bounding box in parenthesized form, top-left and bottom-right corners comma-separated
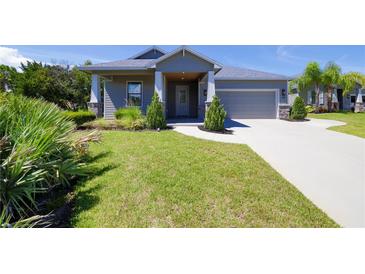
(0, 94, 96, 220)
(146, 92, 166, 129)
(290, 96, 307, 120)
(204, 95, 226, 131)
(114, 107, 142, 120)
(64, 110, 96, 126)
(305, 105, 315, 113)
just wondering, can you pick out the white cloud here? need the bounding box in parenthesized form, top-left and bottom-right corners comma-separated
(0, 46, 32, 69)
(275, 46, 308, 64)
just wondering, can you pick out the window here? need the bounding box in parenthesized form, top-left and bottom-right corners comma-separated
(127, 81, 142, 107)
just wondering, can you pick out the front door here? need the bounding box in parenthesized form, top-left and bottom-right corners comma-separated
(176, 85, 189, 116)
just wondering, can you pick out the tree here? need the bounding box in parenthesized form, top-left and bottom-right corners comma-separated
(16, 61, 91, 110)
(204, 95, 226, 131)
(290, 96, 307, 120)
(146, 92, 166, 129)
(341, 72, 365, 96)
(0, 65, 18, 92)
(321, 62, 341, 112)
(289, 76, 309, 98)
(302, 62, 322, 112)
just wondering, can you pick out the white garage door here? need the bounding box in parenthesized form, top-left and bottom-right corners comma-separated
(216, 90, 277, 119)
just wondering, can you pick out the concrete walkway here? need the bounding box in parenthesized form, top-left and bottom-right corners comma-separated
(174, 118, 365, 227)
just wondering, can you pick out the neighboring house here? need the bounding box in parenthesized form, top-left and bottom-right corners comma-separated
(290, 84, 364, 111)
(80, 46, 292, 120)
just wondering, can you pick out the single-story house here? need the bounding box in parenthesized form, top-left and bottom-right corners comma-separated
(289, 83, 365, 111)
(80, 46, 293, 120)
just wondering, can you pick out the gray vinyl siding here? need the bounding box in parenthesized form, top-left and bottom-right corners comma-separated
(215, 80, 288, 104)
(166, 81, 198, 118)
(156, 51, 214, 72)
(104, 75, 154, 119)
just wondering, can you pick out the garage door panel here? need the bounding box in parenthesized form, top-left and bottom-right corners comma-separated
(216, 91, 276, 119)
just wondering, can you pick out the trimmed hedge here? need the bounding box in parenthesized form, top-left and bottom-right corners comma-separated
(64, 110, 96, 126)
(290, 97, 307, 120)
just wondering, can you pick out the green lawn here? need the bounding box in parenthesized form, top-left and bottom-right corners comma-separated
(71, 130, 337, 228)
(308, 112, 365, 138)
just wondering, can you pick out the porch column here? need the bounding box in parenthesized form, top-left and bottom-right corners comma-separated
(154, 70, 166, 116)
(205, 71, 215, 112)
(87, 74, 102, 117)
(206, 71, 215, 102)
(90, 74, 100, 103)
(355, 88, 364, 113)
(154, 71, 163, 101)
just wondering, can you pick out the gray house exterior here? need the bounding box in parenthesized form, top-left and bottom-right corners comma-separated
(80, 46, 292, 120)
(289, 83, 365, 112)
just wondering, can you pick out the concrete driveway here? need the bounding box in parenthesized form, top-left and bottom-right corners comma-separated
(174, 119, 365, 227)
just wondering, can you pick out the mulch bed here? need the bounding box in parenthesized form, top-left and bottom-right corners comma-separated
(198, 125, 233, 135)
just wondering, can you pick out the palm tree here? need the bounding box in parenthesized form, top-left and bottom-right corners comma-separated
(321, 62, 341, 112)
(341, 72, 365, 95)
(301, 62, 322, 112)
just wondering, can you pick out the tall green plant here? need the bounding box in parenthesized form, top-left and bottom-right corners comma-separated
(146, 92, 166, 129)
(204, 95, 226, 131)
(290, 96, 307, 120)
(302, 62, 322, 111)
(321, 62, 341, 112)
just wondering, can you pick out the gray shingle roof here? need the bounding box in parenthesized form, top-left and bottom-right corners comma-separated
(79, 59, 154, 70)
(215, 66, 292, 80)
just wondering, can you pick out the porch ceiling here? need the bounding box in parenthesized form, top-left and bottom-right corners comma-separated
(164, 72, 204, 81)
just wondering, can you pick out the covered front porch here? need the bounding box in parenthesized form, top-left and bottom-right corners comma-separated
(155, 70, 216, 121)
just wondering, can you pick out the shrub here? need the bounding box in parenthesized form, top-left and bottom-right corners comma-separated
(0, 95, 95, 218)
(130, 118, 146, 130)
(146, 92, 166, 129)
(290, 96, 307, 120)
(204, 95, 226, 131)
(64, 110, 96, 126)
(114, 107, 142, 120)
(305, 105, 315, 113)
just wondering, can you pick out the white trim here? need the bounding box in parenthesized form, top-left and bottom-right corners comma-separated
(148, 46, 223, 69)
(175, 85, 190, 116)
(126, 80, 144, 108)
(127, 46, 167, 59)
(215, 88, 280, 119)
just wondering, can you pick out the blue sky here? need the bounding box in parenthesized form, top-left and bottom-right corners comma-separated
(1, 45, 364, 76)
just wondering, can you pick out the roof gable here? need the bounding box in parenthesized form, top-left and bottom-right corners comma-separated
(128, 46, 166, 59)
(148, 46, 223, 70)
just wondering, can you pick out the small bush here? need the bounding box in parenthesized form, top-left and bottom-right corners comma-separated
(204, 95, 226, 131)
(290, 96, 307, 120)
(146, 92, 166, 129)
(305, 105, 315, 113)
(114, 107, 142, 120)
(64, 110, 96, 126)
(130, 118, 146, 130)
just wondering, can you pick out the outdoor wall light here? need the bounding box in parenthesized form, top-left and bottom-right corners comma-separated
(204, 89, 207, 96)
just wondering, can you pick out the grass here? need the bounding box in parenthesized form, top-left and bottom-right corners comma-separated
(71, 130, 338, 227)
(308, 112, 365, 138)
